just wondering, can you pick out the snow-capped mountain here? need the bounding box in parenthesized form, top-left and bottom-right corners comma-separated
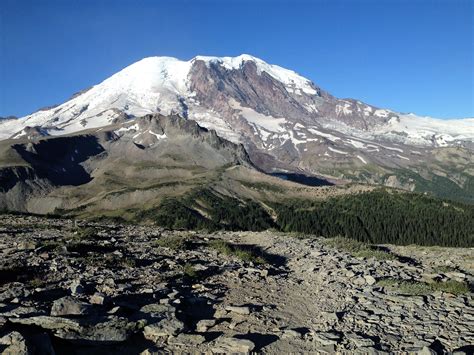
(1, 54, 473, 200)
(2, 54, 472, 145)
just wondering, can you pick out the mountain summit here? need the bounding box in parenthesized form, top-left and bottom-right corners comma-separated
(1, 54, 473, 201)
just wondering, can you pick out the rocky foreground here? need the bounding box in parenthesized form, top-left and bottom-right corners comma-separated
(0, 214, 473, 354)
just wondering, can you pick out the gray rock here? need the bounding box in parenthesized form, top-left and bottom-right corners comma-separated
(9, 315, 82, 332)
(212, 336, 255, 353)
(0, 283, 27, 302)
(346, 271, 356, 278)
(139, 303, 175, 318)
(364, 275, 376, 286)
(89, 293, 106, 305)
(312, 331, 341, 346)
(51, 296, 91, 316)
(354, 347, 385, 354)
(168, 333, 206, 346)
(446, 272, 466, 279)
(282, 329, 302, 339)
(225, 305, 251, 315)
(353, 277, 366, 286)
(56, 316, 137, 342)
(139, 346, 161, 355)
(143, 318, 184, 341)
(320, 312, 339, 323)
(347, 333, 376, 348)
(417, 346, 438, 355)
(196, 319, 217, 332)
(9, 315, 137, 343)
(0, 331, 30, 355)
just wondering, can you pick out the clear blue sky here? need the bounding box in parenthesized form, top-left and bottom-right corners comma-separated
(1, 0, 472, 118)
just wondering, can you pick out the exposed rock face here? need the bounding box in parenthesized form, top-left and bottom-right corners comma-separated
(0, 214, 472, 353)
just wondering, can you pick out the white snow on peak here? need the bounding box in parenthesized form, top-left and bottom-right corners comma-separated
(1, 54, 473, 153)
(102, 56, 192, 96)
(0, 56, 195, 140)
(0, 54, 319, 141)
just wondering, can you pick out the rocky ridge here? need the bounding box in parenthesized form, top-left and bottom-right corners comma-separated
(0, 214, 472, 354)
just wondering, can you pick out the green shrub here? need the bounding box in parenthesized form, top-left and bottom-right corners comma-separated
(29, 277, 45, 288)
(182, 263, 198, 279)
(323, 237, 395, 260)
(431, 280, 470, 295)
(209, 239, 266, 264)
(433, 265, 458, 274)
(156, 236, 188, 250)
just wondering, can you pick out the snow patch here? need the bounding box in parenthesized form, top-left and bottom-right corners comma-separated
(229, 98, 287, 133)
(328, 146, 348, 155)
(336, 102, 353, 116)
(115, 123, 139, 135)
(346, 139, 366, 149)
(149, 130, 167, 140)
(307, 128, 341, 142)
(396, 154, 410, 161)
(380, 144, 404, 153)
(356, 155, 367, 164)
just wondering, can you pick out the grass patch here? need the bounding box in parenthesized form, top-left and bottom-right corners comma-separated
(182, 263, 198, 279)
(433, 265, 458, 274)
(29, 277, 45, 288)
(208, 239, 267, 264)
(156, 235, 188, 250)
(74, 226, 98, 239)
(432, 280, 470, 295)
(323, 237, 396, 260)
(378, 278, 470, 296)
(37, 239, 65, 252)
(118, 257, 136, 268)
(237, 180, 285, 193)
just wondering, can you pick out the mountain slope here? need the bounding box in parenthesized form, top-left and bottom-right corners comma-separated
(1, 54, 473, 202)
(1, 113, 472, 247)
(0, 114, 254, 213)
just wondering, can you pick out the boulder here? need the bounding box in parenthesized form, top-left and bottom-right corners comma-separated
(364, 275, 377, 286)
(312, 331, 341, 346)
(282, 329, 302, 339)
(0, 331, 31, 355)
(212, 336, 255, 353)
(225, 305, 251, 315)
(417, 346, 438, 355)
(168, 333, 206, 346)
(9, 315, 137, 343)
(196, 319, 216, 332)
(89, 293, 106, 305)
(347, 333, 376, 348)
(51, 296, 91, 316)
(143, 318, 184, 342)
